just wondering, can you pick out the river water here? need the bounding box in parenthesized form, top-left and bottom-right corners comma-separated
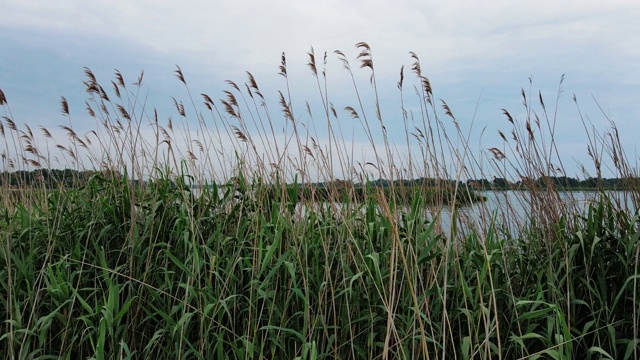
(436, 190, 638, 238)
(192, 186, 638, 239)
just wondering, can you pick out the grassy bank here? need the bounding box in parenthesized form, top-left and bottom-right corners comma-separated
(1, 44, 639, 359)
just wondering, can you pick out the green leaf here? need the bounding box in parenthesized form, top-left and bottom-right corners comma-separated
(588, 346, 614, 359)
(259, 325, 305, 343)
(163, 249, 192, 276)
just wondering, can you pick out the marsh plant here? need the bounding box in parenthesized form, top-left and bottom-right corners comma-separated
(1, 43, 639, 359)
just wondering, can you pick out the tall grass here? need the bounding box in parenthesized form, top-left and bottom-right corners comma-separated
(1, 43, 639, 359)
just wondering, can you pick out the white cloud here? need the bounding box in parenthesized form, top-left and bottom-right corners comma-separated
(1, 0, 639, 178)
(3, 1, 638, 84)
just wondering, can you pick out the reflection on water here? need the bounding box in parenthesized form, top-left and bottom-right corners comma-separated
(438, 191, 638, 238)
(193, 186, 637, 239)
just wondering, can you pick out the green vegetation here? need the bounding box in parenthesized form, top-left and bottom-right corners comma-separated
(1, 44, 639, 359)
(0, 169, 97, 188)
(298, 178, 487, 205)
(1, 170, 486, 205)
(469, 176, 640, 191)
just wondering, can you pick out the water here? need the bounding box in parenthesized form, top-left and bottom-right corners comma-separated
(437, 191, 638, 238)
(192, 186, 638, 239)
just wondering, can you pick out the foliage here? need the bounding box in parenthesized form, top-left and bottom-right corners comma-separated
(1, 44, 639, 359)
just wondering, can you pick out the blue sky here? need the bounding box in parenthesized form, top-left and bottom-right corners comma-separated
(1, 1, 639, 181)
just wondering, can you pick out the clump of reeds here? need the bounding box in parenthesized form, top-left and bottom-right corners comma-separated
(0, 43, 638, 359)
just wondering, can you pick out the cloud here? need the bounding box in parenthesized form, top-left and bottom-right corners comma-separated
(3, 1, 639, 84)
(1, 0, 639, 179)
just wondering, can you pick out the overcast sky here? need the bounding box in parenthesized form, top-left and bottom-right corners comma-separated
(1, 0, 639, 180)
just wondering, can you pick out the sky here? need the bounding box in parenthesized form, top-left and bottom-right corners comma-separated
(1, 0, 639, 181)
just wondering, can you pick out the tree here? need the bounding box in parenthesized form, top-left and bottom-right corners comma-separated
(492, 177, 510, 189)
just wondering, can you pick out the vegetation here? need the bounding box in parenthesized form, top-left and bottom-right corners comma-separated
(468, 176, 640, 191)
(0, 169, 486, 205)
(1, 43, 639, 359)
(297, 178, 487, 205)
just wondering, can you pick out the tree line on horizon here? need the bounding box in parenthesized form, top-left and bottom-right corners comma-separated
(468, 175, 640, 190)
(314, 176, 640, 191)
(1, 169, 638, 191)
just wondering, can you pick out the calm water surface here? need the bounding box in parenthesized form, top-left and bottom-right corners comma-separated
(193, 187, 637, 238)
(438, 191, 638, 238)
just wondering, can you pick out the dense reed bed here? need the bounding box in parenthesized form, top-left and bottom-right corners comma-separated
(1, 43, 639, 359)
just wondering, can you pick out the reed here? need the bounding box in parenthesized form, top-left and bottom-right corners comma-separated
(1, 43, 638, 359)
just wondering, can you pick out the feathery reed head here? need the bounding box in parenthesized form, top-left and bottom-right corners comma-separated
(60, 96, 69, 116)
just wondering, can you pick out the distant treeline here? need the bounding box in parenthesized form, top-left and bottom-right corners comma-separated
(191, 178, 486, 206)
(2, 169, 638, 192)
(313, 176, 640, 191)
(293, 178, 486, 205)
(468, 176, 640, 190)
(0, 169, 99, 188)
(0, 169, 139, 188)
